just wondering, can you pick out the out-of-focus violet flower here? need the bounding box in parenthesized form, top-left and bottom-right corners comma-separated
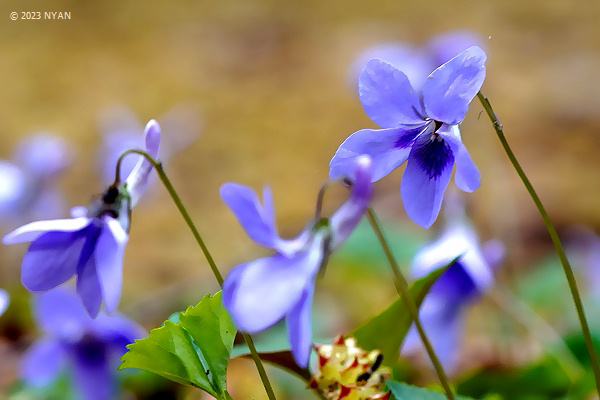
(331, 46, 486, 228)
(349, 31, 485, 91)
(21, 287, 145, 400)
(402, 202, 503, 371)
(222, 156, 373, 367)
(98, 105, 200, 189)
(0, 289, 9, 316)
(2, 121, 161, 317)
(0, 133, 73, 228)
(566, 227, 600, 295)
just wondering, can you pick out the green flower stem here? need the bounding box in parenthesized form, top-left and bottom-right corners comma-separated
(116, 149, 277, 400)
(367, 208, 455, 400)
(477, 92, 600, 395)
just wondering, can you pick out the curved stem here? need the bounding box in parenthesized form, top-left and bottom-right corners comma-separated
(116, 149, 277, 400)
(367, 208, 455, 400)
(477, 92, 600, 395)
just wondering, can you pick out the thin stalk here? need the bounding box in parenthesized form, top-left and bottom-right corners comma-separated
(477, 92, 600, 395)
(116, 149, 277, 400)
(367, 208, 455, 400)
(489, 288, 584, 381)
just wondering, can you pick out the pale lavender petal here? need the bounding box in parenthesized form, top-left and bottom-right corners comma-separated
(220, 183, 278, 249)
(28, 187, 67, 221)
(35, 288, 90, 339)
(0, 161, 26, 216)
(286, 285, 315, 367)
(422, 46, 487, 125)
(100, 107, 145, 184)
(71, 206, 88, 218)
(401, 295, 463, 372)
(330, 155, 373, 250)
(14, 133, 73, 178)
(418, 295, 464, 371)
(21, 338, 67, 387)
(3, 217, 90, 244)
(401, 133, 455, 228)
(21, 231, 86, 291)
(349, 44, 431, 90)
(77, 255, 103, 318)
(125, 120, 161, 208)
(157, 104, 202, 158)
(329, 126, 424, 183)
(72, 340, 115, 400)
(0, 289, 9, 316)
(427, 31, 485, 66)
(223, 234, 326, 333)
(412, 223, 494, 292)
(359, 59, 424, 127)
(93, 313, 146, 352)
(482, 239, 505, 271)
(440, 125, 481, 192)
(95, 217, 128, 313)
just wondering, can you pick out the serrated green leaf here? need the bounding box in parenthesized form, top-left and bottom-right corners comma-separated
(120, 291, 236, 398)
(179, 291, 236, 393)
(387, 381, 474, 400)
(121, 320, 216, 395)
(352, 259, 456, 366)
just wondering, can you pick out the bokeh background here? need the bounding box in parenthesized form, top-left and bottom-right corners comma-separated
(1, 0, 600, 398)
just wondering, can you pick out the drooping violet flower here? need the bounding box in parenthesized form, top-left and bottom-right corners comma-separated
(331, 46, 486, 228)
(21, 287, 145, 400)
(0, 133, 73, 228)
(222, 155, 373, 367)
(349, 31, 485, 91)
(2, 120, 161, 317)
(98, 105, 200, 187)
(402, 200, 503, 371)
(0, 289, 9, 316)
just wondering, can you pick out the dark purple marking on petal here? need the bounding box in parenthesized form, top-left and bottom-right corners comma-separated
(73, 335, 108, 367)
(393, 124, 427, 149)
(71, 335, 115, 400)
(76, 223, 103, 269)
(413, 134, 454, 179)
(430, 261, 478, 306)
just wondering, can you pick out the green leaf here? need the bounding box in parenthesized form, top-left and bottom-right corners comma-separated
(120, 291, 236, 398)
(387, 381, 474, 400)
(352, 259, 456, 366)
(179, 291, 236, 391)
(456, 356, 572, 399)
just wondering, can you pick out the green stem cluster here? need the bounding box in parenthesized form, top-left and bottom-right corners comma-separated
(477, 92, 600, 396)
(367, 208, 455, 400)
(115, 149, 277, 400)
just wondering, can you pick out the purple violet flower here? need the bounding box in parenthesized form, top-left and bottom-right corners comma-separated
(221, 155, 374, 367)
(0, 133, 73, 228)
(21, 287, 145, 400)
(2, 120, 161, 317)
(331, 46, 486, 228)
(0, 288, 9, 316)
(402, 205, 504, 371)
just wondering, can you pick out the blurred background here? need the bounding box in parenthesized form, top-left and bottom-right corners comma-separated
(1, 0, 600, 398)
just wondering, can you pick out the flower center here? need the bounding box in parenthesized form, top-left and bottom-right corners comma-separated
(87, 184, 131, 232)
